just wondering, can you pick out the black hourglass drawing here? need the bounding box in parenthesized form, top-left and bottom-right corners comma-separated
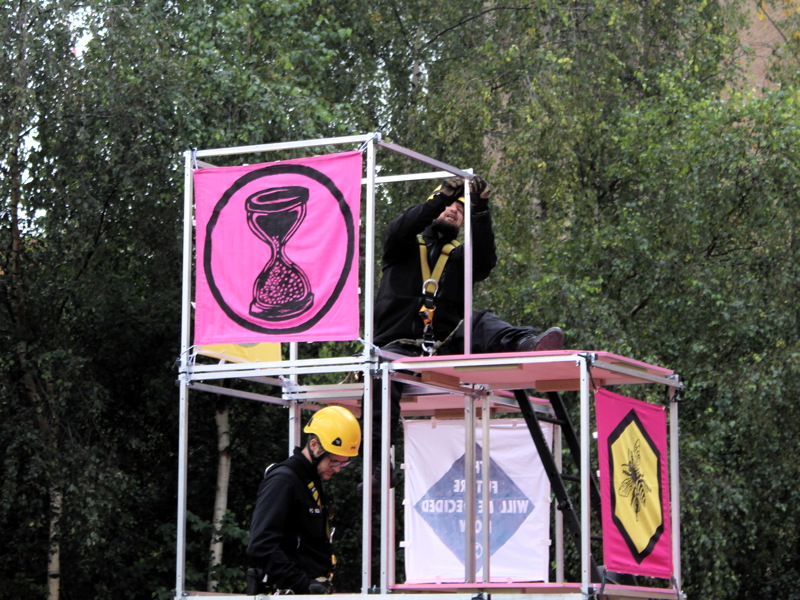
(245, 186, 314, 321)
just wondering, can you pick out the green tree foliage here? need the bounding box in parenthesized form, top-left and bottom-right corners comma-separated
(384, 2, 800, 596)
(1, 1, 360, 598)
(379, 2, 800, 596)
(2, 0, 800, 599)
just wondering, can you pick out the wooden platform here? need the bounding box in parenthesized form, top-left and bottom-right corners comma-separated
(181, 583, 682, 600)
(389, 350, 675, 392)
(393, 581, 681, 599)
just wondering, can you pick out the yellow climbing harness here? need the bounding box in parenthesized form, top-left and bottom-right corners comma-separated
(417, 234, 460, 352)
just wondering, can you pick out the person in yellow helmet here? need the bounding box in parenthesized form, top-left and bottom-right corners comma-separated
(246, 406, 361, 595)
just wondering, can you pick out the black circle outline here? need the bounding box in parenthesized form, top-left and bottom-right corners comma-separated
(204, 164, 355, 334)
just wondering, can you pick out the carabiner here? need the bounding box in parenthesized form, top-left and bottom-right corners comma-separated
(421, 278, 439, 296)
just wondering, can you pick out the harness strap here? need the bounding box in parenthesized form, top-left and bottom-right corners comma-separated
(417, 237, 458, 355)
(418, 234, 460, 299)
(416, 235, 460, 354)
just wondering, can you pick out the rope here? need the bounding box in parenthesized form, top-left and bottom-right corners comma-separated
(385, 319, 464, 357)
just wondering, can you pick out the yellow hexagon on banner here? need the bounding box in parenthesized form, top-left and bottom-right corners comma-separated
(608, 410, 664, 562)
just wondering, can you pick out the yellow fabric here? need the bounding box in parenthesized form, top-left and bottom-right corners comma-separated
(610, 423, 663, 554)
(197, 342, 281, 363)
(417, 234, 460, 295)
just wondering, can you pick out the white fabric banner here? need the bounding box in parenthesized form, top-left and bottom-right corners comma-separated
(404, 418, 552, 583)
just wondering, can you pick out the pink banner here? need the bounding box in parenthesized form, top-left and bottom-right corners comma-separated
(595, 388, 673, 579)
(193, 151, 362, 344)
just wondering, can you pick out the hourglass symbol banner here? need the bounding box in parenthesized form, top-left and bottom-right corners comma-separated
(193, 151, 362, 344)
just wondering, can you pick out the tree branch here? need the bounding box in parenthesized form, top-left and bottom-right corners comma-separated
(425, 4, 537, 47)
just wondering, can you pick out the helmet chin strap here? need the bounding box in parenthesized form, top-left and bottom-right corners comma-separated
(308, 437, 329, 466)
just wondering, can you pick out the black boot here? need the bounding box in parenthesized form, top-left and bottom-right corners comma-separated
(517, 327, 565, 352)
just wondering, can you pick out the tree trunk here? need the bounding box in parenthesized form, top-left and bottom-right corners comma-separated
(48, 489, 63, 600)
(208, 398, 232, 591)
(8, 22, 61, 593)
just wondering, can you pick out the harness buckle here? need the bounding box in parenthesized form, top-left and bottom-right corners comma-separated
(421, 326, 436, 356)
(418, 304, 435, 326)
(421, 278, 438, 296)
(419, 278, 438, 327)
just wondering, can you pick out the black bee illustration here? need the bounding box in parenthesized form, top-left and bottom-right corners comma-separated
(618, 439, 651, 520)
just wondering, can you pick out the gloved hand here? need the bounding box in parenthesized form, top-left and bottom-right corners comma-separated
(437, 177, 465, 198)
(469, 175, 491, 211)
(308, 578, 333, 594)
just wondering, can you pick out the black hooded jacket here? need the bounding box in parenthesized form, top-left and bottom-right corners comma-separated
(247, 448, 332, 593)
(373, 190, 498, 347)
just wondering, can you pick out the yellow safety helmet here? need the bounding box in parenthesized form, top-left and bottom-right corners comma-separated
(303, 406, 361, 457)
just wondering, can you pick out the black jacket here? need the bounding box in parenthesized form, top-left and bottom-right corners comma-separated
(247, 448, 332, 593)
(374, 191, 498, 347)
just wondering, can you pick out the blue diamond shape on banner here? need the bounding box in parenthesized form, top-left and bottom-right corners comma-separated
(414, 444, 534, 568)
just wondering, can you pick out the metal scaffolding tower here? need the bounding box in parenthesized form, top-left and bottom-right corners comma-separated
(176, 133, 685, 600)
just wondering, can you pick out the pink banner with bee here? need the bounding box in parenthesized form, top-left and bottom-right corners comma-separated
(193, 151, 362, 344)
(595, 388, 673, 579)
